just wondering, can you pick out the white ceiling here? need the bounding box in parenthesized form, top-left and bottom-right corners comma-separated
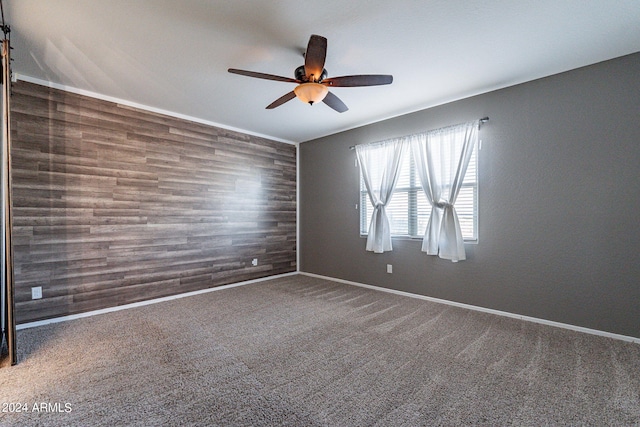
(6, 0, 640, 143)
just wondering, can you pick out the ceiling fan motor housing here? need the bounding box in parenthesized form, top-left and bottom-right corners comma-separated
(295, 65, 328, 83)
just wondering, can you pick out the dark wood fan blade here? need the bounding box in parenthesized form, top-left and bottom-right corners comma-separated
(304, 35, 327, 82)
(322, 75, 393, 87)
(266, 91, 297, 109)
(228, 68, 299, 83)
(322, 91, 348, 113)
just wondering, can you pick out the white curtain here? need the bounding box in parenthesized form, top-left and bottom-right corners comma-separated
(410, 121, 478, 262)
(356, 139, 406, 253)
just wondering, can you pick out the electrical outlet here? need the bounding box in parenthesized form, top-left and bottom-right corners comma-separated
(251, 258, 258, 266)
(31, 286, 42, 299)
(386, 264, 393, 274)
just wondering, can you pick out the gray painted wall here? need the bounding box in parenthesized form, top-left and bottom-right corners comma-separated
(299, 52, 640, 338)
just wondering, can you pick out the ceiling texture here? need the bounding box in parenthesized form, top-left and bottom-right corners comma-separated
(5, 0, 640, 143)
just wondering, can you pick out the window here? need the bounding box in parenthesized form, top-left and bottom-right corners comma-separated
(359, 135, 478, 241)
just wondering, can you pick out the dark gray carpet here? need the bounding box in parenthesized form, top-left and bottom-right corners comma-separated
(1, 274, 639, 426)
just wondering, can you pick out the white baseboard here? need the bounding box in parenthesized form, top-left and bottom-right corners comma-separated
(19, 270, 639, 345)
(17, 272, 298, 331)
(299, 271, 640, 345)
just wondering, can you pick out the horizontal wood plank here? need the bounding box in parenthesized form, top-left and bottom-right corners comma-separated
(11, 81, 297, 323)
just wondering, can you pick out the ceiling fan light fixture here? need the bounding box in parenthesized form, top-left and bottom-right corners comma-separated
(294, 82, 328, 105)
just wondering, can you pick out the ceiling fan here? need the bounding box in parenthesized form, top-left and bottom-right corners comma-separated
(228, 34, 393, 113)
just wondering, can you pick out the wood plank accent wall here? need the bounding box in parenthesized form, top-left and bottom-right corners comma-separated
(10, 81, 297, 324)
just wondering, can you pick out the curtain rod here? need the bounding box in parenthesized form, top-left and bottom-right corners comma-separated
(349, 117, 489, 150)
